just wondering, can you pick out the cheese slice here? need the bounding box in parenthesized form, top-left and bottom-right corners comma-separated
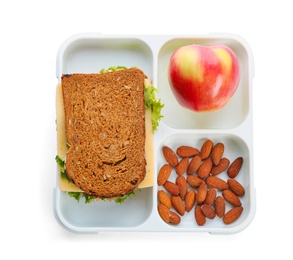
(56, 79, 154, 192)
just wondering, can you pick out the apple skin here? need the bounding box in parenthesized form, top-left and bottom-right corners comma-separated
(168, 44, 240, 112)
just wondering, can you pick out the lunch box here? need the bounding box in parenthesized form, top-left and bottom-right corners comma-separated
(54, 33, 255, 234)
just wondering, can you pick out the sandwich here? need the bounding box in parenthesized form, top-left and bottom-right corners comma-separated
(55, 66, 163, 203)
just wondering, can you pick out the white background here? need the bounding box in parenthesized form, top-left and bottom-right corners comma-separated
(1, 0, 292, 259)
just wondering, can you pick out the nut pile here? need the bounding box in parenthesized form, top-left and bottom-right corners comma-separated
(157, 139, 245, 226)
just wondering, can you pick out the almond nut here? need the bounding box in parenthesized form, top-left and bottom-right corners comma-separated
(223, 206, 243, 224)
(175, 157, 189, 176)
(157, 190, 172, 209)
(210, 157, 230, 175)
(171, 195, 185, 216)
(227, 157, 243, 178)
(163, 181, 180, 196)
(162, 146, 179, 167)
(176, 146, 199, 157)
(194, 204, 206, 226)
(176, 175, 188, 199)
(206, 176, 228, 190)
(158, 203, 181, 225)
(227, 178, 245, 197)
(157, 164, 172, 186)
(197, 157, 213, 179)
(211, 142, 224, 165)
(187, 175, 205, 187)
(187, 154, 201, 175)
(158, 203, 171, 223)
(185, 189, 196, 212)
(201, 204, 216, 219)
(169, 211, 181, 224)
(200, 139, 213, 159)
(196, 182, 208, 203)
(203, 187, 217, 205)
(214, 196, 225, 218)
(222, 189, 242, 207)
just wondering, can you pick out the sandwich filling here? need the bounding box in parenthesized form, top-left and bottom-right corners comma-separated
(59, 68, 149, 199)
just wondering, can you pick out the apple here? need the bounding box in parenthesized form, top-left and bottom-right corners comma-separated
(168, 44, 240, 112)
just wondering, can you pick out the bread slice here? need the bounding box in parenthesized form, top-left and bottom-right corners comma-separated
(61, 68, 147, 198)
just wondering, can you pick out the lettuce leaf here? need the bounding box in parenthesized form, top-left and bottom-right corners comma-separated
(55, 155, 71, 182)
(114, 190, 137, 204)
(99, 66, 128, 73)
(144, 84, 164, 131)
(65, 190, 138, 204)
(67, 192, 95, 204)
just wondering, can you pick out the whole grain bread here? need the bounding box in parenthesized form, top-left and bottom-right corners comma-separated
(61, 68, 147, 198)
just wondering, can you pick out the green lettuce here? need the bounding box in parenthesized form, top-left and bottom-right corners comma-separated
(55, 155, 70, 182)
(65, 190, 138, 204)
(144, 83, 164, 131)
(99, 65, 128, 74)
(114, 190, 137, 204)
(67, 192, 95, 204)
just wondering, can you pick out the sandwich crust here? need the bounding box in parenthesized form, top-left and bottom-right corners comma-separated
(61, 68, 147, 198)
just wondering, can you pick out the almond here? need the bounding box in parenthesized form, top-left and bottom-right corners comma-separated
(227, 157, 243, 178)
(194, 204, 206, 226)
(175, 157, 189, 176)
(187, 175, 205, 187)
(200, 139, 213, 159)
(227, 178, 245, 197)
(157, 164, 172, 186)
(222, 189, 242, 207)
(206, 176, 228, 190)
(201, 204, 216, 219)
(176, 145, 199, 157)
(223, 206, 243, 224)
(176, 176, 188, 199)
(171, 195, 185, 216)
(163, 181, 180, 196)
(196, 182, 208, 203)
(158, 203, 181, 225)
(185, 189, 196, 212)
(214, 196, 225, 218)
(211, 142, 224, 165)
(157, 190, 172, 209)
(203, 187, 216, 205)
(187, 154, 201, 175)
(158, 203, 171, 223)
(169, 211, 181, 224)
(162, 146, 178, 167)
(210, 157, 230, 175)
(198, 157, 213, 179)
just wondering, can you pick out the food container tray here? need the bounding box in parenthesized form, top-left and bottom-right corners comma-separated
(54, 33, 255, 234)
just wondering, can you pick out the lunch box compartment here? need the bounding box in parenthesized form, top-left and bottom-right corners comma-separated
(156, 132, 254, 232)
(56, 36, 154, 79)
(54, 187, 153, 232)
(157, 37, 251, 130)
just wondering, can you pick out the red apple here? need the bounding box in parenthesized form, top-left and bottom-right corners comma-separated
(168, 44, 240, 112)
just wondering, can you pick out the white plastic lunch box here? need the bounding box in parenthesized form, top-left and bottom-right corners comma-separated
(54, 33, 255, 234)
